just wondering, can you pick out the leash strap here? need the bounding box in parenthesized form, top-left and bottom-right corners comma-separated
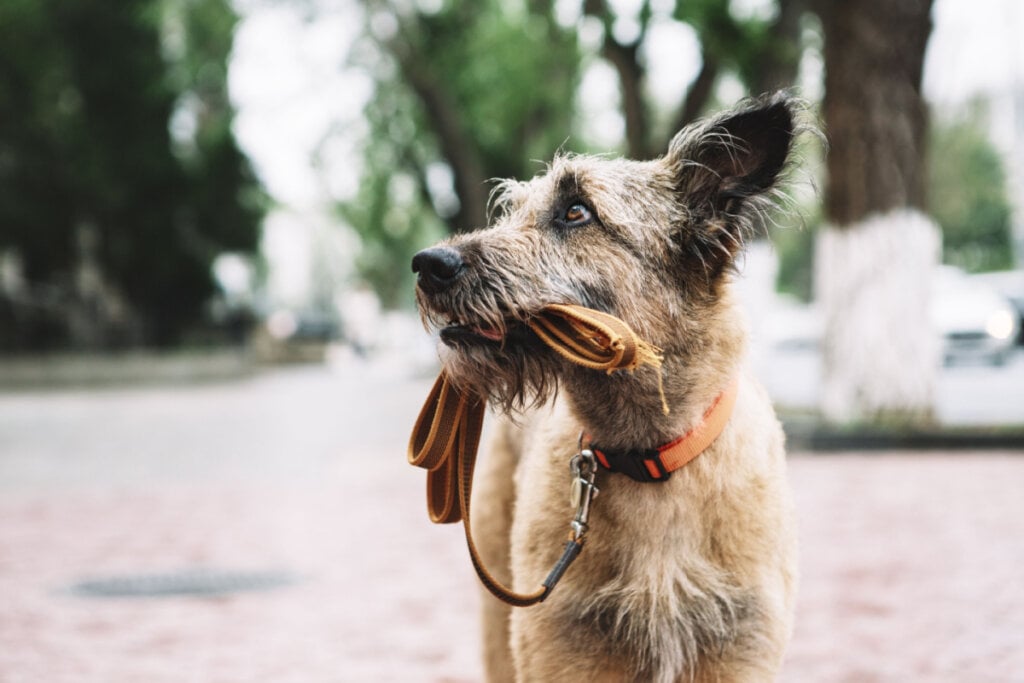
(408, 372, 552, 606)
(408, 304, 663, 606)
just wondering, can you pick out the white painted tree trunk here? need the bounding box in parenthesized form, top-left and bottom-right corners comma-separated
(814, 209, 942, 423)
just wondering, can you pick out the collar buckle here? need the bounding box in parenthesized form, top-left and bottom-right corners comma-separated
(592, 446, 672, 483)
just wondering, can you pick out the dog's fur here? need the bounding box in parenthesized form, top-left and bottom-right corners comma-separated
(413, 93, 803, 682)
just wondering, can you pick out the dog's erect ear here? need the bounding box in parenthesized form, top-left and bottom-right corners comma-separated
(664, 93, 797, 273)
(667, 93, 795, 211)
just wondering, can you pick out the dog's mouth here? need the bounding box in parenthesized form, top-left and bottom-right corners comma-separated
(440, 321, 507, 346)
(438, 316, 544, 349)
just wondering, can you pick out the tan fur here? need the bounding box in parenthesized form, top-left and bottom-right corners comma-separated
(413, 93, 805, 682)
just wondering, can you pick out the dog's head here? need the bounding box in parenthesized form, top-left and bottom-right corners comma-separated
(413, 92, 804, 411)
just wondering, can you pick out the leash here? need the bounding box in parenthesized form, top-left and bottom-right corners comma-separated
(408, 304, 738, 606)
(408, 304, 664, 606)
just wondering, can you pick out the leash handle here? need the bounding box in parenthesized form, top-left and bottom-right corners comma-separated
(526, 303, 661, 372)
(408, 374, 479, 524)
(529, 304, 669, 414)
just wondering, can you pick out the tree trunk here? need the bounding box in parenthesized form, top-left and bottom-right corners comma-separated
(751, 0, 807, 95)
(583, 0, 651, 159)
(815, 211, 941, 422)
(399, 55, 490, 232)
(813, 0, 938, 423)
(602, 37, 650, 159)
(669, 50, 718, 137)
(818, 0, 933, 222)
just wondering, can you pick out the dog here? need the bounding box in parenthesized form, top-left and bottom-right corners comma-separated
(411, 93, 802, 682)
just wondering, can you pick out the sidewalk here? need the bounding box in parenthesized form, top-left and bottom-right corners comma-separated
(0, 349, 255, 389)
(1, 363, 1023, 681)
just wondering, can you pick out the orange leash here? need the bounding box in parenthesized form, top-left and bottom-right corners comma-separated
(528, 304, 670, 416)
(408, 304, 661, 606)
(410, 304, 735, 606)
(409, 372, 558, 605)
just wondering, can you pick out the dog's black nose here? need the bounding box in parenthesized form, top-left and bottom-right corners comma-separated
(412, 246, 464, 294)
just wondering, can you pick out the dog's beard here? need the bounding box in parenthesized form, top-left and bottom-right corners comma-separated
(415, 267, 579, 411)
(436, 326, 562, 413)
(417, 301, 562, 411)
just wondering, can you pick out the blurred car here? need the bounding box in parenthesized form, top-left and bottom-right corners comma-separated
(254, 309, 342, 363)
(970, 269, 1024, 346)
(767, 266, 1019, 367)
(932, 266, 1019, 365)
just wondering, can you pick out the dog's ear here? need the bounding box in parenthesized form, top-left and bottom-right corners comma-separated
(664, 93, 797, 273)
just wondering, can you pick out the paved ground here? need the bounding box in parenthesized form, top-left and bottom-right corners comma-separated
(2, 359, 1023, 682)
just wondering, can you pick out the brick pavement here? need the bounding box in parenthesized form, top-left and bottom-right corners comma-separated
(1, 364, 1023, 682)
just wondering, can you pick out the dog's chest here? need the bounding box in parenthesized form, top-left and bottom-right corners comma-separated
(508, 406, 718, 584)
(508, 424, 757, 676)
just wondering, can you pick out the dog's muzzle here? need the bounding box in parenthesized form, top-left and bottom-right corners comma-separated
(412, 246, 508, 346)
(412, 246, 464, 295)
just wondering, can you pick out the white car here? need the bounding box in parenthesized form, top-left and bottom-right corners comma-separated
(932, 266, 1019, 365)
(767, 266, 1020, 367)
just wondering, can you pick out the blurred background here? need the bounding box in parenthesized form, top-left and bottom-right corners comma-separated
(2, 0, 1023, 681)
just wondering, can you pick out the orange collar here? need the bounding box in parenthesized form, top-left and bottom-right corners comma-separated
(590, 378, 739, 482)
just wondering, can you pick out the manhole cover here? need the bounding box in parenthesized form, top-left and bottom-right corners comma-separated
(68, 568, 300, 598)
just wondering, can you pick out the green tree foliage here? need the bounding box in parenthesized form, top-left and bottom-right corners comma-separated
(0, 0, 263, 349)
(588, 0, 806, 159)
(929, 106, 1014, 273)
(774, 209, 818, 302)
(345, 0, 805, 308)
(344, 0, 582, 307)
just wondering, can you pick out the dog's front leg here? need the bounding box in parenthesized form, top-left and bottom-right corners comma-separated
(510, 606, 630, 683)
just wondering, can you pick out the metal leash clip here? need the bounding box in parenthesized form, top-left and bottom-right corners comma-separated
(568, 432, 600, 541)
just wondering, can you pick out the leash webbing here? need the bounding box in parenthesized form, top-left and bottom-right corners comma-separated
(408, 304, 663, 606)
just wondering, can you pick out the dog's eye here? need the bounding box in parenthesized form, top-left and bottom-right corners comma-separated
(564, 202, 592, 225)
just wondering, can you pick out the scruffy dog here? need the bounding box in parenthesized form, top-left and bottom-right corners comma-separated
(412, 93, 802, 683)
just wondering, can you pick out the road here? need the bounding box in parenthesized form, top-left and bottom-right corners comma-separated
(1, 357, 1023, 682)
